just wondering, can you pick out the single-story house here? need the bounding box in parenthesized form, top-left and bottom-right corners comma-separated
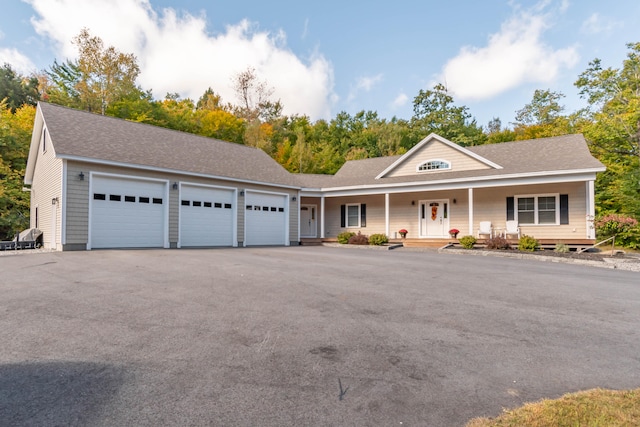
(25, 102, 605, 250)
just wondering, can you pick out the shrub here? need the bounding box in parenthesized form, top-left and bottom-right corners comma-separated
(518, 235, 539, 252)
(554, 243, 570, 253)
(369, 233, 388, 246)
(348, 232, 369, 245)
(594, 213, 640, 249)
(337, 231, 355, 244)
(485, 235, 511, 250)
(458, 235, 476, 249)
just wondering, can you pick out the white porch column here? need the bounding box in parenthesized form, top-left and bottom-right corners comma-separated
(468, 188, 474, 236)
(587, 180, 595, 239)
(385, 193, 390, 237)
(320, 195, 326, 238)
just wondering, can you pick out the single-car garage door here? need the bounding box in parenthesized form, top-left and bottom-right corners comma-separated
(180, 185, 235, 247)
(245, 192, 288, 246)
(90, 176, 166, 249)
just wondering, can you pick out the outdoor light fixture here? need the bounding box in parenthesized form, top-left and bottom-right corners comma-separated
(172, 182, 178, 190)
(291, 196, 297, 201)
(411, 200, 415, 205)
(239, 190, 245, 196)
(78, 171, 85, 180)
(453, 198, 457, 204)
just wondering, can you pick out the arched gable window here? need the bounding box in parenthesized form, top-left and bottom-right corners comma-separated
(417, 159, 451, 172)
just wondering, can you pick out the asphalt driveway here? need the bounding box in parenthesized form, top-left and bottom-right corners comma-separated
(1, 247, 639, 426)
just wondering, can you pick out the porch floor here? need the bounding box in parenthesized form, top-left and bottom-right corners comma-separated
(301, 238, 596, 251)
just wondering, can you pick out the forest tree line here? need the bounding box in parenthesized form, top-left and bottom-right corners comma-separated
(1, 29, 639, 245)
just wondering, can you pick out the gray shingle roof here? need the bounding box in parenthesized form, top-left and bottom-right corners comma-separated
(39, 102, 299, 187)
(38, 102, 604, 191)
(295, 134, 605, 189)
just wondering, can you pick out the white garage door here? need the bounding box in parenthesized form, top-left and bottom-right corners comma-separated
(245, 192, 288, 246)
(180, 185, 235, 247)
(90, 176, 166, 249)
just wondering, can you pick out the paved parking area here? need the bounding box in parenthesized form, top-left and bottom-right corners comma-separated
(1, 246, 639, 426)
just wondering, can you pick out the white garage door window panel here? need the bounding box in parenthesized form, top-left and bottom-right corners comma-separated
(90, 176, 166, 249)
(245, 192, 288, 246)
(180, 185, 235, 247)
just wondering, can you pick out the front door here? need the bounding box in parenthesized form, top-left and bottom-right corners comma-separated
(419, 200, 449, 237)
(300, 205, 317, 238)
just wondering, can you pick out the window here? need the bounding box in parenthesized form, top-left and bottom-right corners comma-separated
(225, 203, 232, 209)
(42, 128, 48, 153)
(139, 197, 150, 203)
(125, 196, 135, 202)
(516, 195, 558, 225)
(193, 201, 202, 207)
(110, 195, 121, 201)
(93, 193, 106, 200)
(417, 159, 451, 172)
(181, 200, 190, 206)
(204, 202, 212, 208)
(152, 198, 162, 204)
(347, 205, 359, 227)
(341, 203, 366, 228)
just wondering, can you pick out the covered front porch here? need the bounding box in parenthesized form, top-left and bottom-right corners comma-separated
(299, 180, 597, 247)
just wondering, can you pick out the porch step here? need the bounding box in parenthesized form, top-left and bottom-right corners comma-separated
(399, 238, 457, 248)
(300, 238, 324, 246)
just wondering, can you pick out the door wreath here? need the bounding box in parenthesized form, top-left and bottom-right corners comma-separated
(431, 205, 438, 221)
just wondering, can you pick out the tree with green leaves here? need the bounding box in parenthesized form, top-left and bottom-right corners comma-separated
(575, 42, 640, 219)
(45, 28, 141, 114)
(0, 102, 35, 238)
(410, 83, 485, 146)
(0, 64, 39, 112)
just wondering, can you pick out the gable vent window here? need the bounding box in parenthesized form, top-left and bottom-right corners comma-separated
(417, 159, 451, 172)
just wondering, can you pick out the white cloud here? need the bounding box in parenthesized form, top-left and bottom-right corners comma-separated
(0, 47, 36, 74)
(391, 92, 408, 109)
(347, 73, 383, 101)
(581, 13, 619, 35)
(437, 7, 579, 101)
(24, 0, 336, 120)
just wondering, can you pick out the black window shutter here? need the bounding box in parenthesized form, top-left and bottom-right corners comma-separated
(360, 204, 367, 227)
(340, 205, 346, 227)
(560, 194, 569, 224)
(506, 197, 514, 220)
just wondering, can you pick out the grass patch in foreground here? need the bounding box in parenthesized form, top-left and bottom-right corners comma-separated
(466, 388, 640, 427)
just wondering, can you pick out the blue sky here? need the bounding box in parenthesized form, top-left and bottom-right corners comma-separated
(1, 0, 638, 129)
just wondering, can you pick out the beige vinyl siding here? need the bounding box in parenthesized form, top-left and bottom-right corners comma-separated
(30, 128, 63, 250)
(64, 161, 298, 248)
(472, 182, 587, 240)
(387, 140, 491, 178)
